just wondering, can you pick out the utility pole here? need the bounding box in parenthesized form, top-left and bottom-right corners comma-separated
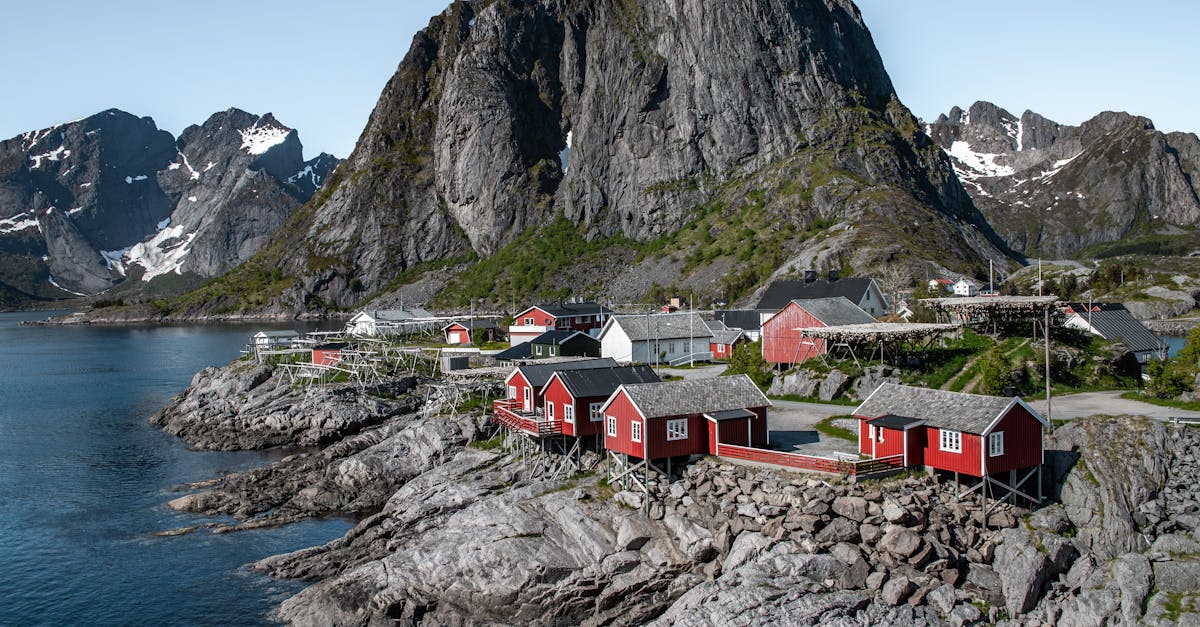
(1044, 305, 1052, 422)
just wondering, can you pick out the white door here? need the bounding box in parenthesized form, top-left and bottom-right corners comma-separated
(523, 387, 532, 412)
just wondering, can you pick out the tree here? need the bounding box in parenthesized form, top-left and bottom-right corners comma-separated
(979, 347, 1015, 395)
(1146, 359, 1191, 399)
(724, 341, 773, 389)
(1177, 326, 1200, 375)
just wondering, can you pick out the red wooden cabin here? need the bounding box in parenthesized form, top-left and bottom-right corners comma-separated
(539, 366, 660, 437)
(600, 375, 771, 460)
(709, 327, 746, 361)
(853, 383, 1047, 477)
(761, 297, 875, 366)
(312, 342, 348, 367)
(508, 302, 616, 345)
(495, 358, 618, 434)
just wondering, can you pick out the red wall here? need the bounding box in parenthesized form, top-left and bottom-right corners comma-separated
(603, 391, 646, 458)
(507, 370, 536, 412)
(984, 405, 1044, 475)
(762, 302, 828, 365)
(858, 418, 872, 456)
(712, 418, 751, 448)
(643, 413, 710, 459)
(907, 428, 926, 467)
(923, 429, 984, 476)
(313, 349, 342, 366)
(516, 306, 607, 333)
(750, 407, 768, 447)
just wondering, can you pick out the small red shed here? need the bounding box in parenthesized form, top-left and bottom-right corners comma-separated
(600, 375, 771, 460)
(539, 365, 660, 437)
(761, 297, 875, 366)
(443, 319, 500, 345)
(312, 342, 349, 367)
(853, 383, 1048, 477)
(709, 327, 746, 361)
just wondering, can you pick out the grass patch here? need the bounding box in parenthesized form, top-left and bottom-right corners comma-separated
(1121, 391, 1200, 412)
(468, 434, 505, 451)
(815, 415, 857, 442)
(769, 394, 860, 406)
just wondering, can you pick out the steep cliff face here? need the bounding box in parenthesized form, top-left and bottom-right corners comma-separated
(213, 0, 1010, 315)
(0, 109, 338, 305)
(928, 101, 1200, 258)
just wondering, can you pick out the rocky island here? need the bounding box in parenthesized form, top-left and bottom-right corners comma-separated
(154, 356, 1200, 625)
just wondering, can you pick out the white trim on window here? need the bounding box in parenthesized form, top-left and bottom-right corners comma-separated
(940, 429, 962, 453)
(868, 424, 875, 441)
(666, 418, 688, 441)
(988, 431, 1004, 457)
(546, 401, 555, 421)
(508, 385, 516, 400)
(523, 317, 534, 325)
(589, 402, 603, 422)
(631, 420, 642, 443)
(877, 427, 884, 443)
(564, 404, 575, 423)
(606, 415, 617, 437)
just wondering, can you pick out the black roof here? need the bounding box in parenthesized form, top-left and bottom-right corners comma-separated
(530, 330, 599, 347)
(1073, 308, 1163, 353)
(527, 301, 615, 318)
(313, 342, 349, 351)
(446, 319, 500, 331)
(494, 343, 533, 361)
(867, 414, 924, 430)
(515, 358, 618, 388)
(550, 365, 660, 398)
(714, 309, 761, 332)
(755, 278, 875, 311)
(705, 408, 757, 422)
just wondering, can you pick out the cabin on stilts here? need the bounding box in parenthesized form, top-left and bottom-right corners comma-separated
(853, 383, 1048, 512)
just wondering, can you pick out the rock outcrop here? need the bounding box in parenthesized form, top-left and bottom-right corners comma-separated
(194, 0, 1013, 315)
(0, 108, 339, 305)
(928, 101, 1200, 258)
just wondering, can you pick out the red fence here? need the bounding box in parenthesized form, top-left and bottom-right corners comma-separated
(715, 444, 904, 476)
(491, 400, 562, 437)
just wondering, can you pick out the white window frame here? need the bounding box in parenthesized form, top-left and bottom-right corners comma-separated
(940, 429, 962, 453)
(606, 415, 617, 437)
(546, 401, 555, 421)
(877, 427, 884, 443)
(508, 385, 517, 400)
(589, 402, 604, 422)
(523, 317, 533, 325)
(868, 424, 875, 441)
(666, 418, 688, 441)
(988, 431, 1004, 457)
(564, 404, 575, 423)
(631, 420, 642, 443)
(534, 345, 543, 356)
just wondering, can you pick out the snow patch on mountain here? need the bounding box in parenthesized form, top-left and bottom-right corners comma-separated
(947, 141, 1014, 178)
(238, 123, 290, 155)
(29, 145, 69, 169)
(0, 213, 40, 234)
(125, 224, 198, 281)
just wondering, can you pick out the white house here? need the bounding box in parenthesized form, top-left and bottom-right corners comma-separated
(251, 330, 300, 350)
(598, 312, 714, 365)
(952, 279, 979, 297)
(346, 309, 436, 337)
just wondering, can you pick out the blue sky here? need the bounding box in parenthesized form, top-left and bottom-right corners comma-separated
(1, 1, 1196, 158)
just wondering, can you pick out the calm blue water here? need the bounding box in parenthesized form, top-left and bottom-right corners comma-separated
(1165, 335, 1186, 357)
(0, 311, 353, 626)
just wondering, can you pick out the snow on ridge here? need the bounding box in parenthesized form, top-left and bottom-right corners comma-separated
(100, 247, 132, 277)
(946, 141, 1015, 178)
(29, 145, 70, 169)
(0, 213, 40, 235)
(125, 175, 149, 184)
(125, 224, 197, 281)
(238, 122, 291, 155)
(1016, 118, 1024, 152)
(287, 165, 316, 186)
(177, 150, 201, 180)
(48, 276, 88, 297)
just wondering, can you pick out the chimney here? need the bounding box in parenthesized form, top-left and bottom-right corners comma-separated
(828, 269, 840, 283)
(804, 269, 817, 284)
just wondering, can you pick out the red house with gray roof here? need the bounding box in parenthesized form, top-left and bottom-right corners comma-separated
(508, 302, 616, 346)
(761, 297, 876, 366)
(539, 365, 660, 438)
(853, 383, 1047, 477)
(600, 375, 771, 460)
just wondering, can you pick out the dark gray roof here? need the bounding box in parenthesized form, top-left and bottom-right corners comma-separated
(445, 319, 499, 331)
(853, 383, 1040, 435)
(706, 408, 757, 422)
(531, 330, 599, 347)
(790, 297, 876, 327)
(550, 365, 661, 398)
(756, 278, 876, 311)
(528, 301, 615, 318)
(255, 330, 299, 338)
(711, 328, 745, 345)
(515, 358, 618, 388)
(1075, 309, 1163, 353)
(609, 312, 715, 341)
(714, 309, 762, 332)
(867, 414, 923, 430)
(494, 343, 533, 361)
(619, 375, 771, 419)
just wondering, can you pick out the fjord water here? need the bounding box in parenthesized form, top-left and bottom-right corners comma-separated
(0, 311, 352, 625)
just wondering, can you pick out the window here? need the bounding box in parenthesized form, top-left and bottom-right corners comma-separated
(590, 403, 603, 422)
(631, 420, 642, 442)
(564, 404, 575, 423)
(523, 317, 533, 326)
(547, 402, 555, 421)
(877, 427, 884, 442)
(988, 432, 1004, 457)
(940, 429, 962, 453)
(666, 419, 688, 441)
(534, 345, 543, 356)
(867, 425, 875, 441)
(606, 416, 617, 437)
(508, 385, 516, 400)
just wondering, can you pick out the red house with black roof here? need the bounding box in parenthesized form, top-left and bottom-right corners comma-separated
(853, 383, 1047, 477)
(495, 358, 618, 434)
(443, 319, 501, 345)
(539, 365, 660, 438)
(600, 375, 771, 461)
(508, 301, 615, 346)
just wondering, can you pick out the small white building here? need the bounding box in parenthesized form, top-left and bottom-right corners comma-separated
(346, 309, 436, 337)
(952, 279, 979, 297)
(598, 312, 714, 365)
(251, 330, 300, 350)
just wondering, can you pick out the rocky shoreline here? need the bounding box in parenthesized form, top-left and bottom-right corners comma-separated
(154, 360, 1200, 625)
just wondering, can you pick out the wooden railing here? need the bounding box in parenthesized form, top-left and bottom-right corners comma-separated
(715, 444, 904, 476)
(491, 400, 562, 437)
